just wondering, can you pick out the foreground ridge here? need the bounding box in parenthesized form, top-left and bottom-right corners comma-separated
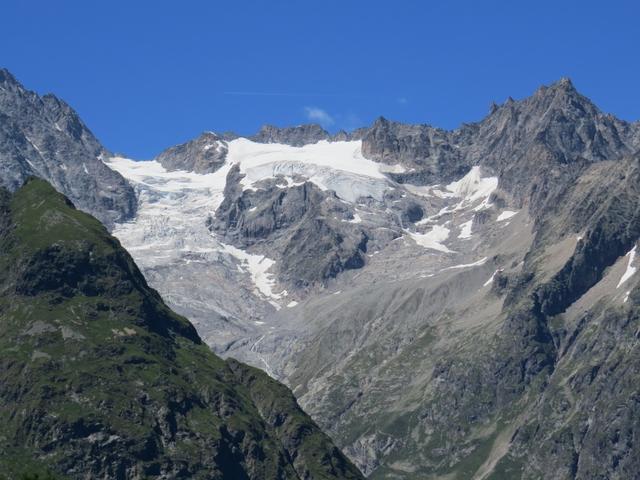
(0, 178, 363, 479)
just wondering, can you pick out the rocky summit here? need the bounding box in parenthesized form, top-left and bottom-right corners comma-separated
(0, 69, 136, 229)
(2, 67, 640, 480)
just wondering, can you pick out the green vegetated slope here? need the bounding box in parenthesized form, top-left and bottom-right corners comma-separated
(0, 178, 363, 480)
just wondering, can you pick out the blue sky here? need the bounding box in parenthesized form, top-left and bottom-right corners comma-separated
(2, 0, 639, 158)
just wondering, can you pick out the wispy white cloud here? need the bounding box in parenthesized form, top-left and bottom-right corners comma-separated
(304, 106, 335, 127)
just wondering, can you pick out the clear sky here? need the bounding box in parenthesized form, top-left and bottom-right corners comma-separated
(2, 0, 639, 158)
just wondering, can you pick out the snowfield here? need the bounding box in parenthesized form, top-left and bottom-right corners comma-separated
(230, 139, 392, 202)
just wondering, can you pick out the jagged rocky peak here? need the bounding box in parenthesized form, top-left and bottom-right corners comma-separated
(251, 123, 330, 146)
(155, 130, 228, 174)
(466, 77, 639, 214)
(357, 78, 640, 210)
(482, 76, 631, 160)
(361, 116, 469, 184)
(0, 67, 136, 229)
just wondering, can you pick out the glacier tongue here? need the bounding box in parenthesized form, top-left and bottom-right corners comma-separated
(106, 155, 285, 302)
(105, 155, 286, 352)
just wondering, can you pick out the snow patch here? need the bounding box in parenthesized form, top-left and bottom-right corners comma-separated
(275, 176, 306, 189)
(408, 225, 453, 253)
(219, 242, 287, 306)
(287, 300, 299, 308)
(458, 220, 473, 239)
(484, 269, 501, 287)
(446, 166, 498, 208)
(347, 212, 362, 224)
(25, 136, 44, 156)
(617, 246, 637, 289)
(441, 257, 487, 271)
(497, 210, 517, 222)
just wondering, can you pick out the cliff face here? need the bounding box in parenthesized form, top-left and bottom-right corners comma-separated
(0, 69, 136, 229)
(0, 178, 363, 480)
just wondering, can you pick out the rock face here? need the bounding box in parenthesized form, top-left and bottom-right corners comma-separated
(0, 68, 136, 228)
(212, 169, 371, 289)
(361, 78, 640, 214)
(361, 116, 469, 183)
(156, 131, 228, 174)
(251, 124, 330, 147)
(0, 178, 363, 480)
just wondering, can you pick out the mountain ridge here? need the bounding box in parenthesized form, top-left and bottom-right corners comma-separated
(0, 177, 363, 479)
(3, 68, 640, 479)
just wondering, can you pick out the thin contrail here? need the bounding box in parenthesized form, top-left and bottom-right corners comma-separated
(222, 91, 366, 98)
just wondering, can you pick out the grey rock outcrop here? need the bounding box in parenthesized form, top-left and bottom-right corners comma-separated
(251, 123, 330, 146)
(156, 131, 228, 174)
(212, 167, 373, 288)
(0, 68, 136, 228)
(330, 130, 351, 142)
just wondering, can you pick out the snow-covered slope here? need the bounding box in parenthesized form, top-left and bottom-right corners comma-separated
(105, 137, 509, 356)
(231, 138, 391, 203)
